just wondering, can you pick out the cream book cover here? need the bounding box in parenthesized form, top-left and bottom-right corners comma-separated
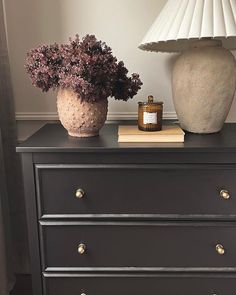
(118, 125, 185, 143)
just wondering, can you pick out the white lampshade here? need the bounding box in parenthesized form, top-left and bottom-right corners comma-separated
(139, 0, 236, 52)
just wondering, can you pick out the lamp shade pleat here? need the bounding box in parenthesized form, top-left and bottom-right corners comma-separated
(214, 0, 227, 37)
(139, 0, 236, 52)
(223, 0, 236, 36)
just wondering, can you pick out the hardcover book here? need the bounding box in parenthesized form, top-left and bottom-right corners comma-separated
(118, 125, 185, 143)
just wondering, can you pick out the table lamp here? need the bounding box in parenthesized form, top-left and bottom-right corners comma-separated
(139, 0, 236, 133)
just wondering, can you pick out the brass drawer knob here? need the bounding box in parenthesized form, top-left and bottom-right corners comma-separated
(76, 188, 85, 199)
(220, 189, 230, 200)
(78, 243, 86, 254)
(216, 244, 225, 255)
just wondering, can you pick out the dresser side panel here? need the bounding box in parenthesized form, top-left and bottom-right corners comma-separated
(21, 153, 43, 295)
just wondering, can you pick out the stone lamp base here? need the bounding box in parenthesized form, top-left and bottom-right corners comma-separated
(172, 40, 236, 134)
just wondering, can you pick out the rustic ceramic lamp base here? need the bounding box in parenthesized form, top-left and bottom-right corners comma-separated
(172, 40, 236, 134)
(139, 0, 236, 134)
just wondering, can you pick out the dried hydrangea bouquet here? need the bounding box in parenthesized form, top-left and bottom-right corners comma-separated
(26, 35, 142, 137)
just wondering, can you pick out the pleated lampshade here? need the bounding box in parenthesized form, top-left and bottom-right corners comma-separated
(139, 0, 236, 52)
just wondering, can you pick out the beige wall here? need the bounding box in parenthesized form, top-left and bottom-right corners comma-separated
(4, 0, 236, 140)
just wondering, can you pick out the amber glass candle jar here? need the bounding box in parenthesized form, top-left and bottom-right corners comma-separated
(138, 96, 163, 131)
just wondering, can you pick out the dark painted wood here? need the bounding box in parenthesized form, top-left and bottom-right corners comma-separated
(40, 221, 236, 270)
(44, 273, 236, 295)
(11, 275, 32, 295)
(36, 164, 236, 218)
(33, 151, 236, 164)
(21, 154, 43, 295)
(16, 123, 236, 153)
(18, 123, 236, 295)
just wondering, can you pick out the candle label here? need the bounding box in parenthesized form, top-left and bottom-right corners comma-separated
(143, 112, 157, 124)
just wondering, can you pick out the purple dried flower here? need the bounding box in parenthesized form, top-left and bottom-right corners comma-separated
(25, 43, 62, 92)
(25, 34, 143, 102)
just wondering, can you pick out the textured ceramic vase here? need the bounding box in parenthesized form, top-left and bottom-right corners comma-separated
(172, 40, 236, 134)
(57, 89, 108, 137)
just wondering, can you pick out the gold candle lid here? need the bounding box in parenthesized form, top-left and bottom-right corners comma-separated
(138, 95, 163, 106)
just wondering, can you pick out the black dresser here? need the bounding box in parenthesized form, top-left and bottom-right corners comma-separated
(17, 123, 236, 295)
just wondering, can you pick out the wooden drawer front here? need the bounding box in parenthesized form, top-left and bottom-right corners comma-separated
(44, 274, 236, 295)
(40, 222, 236, 270)
(36, 164, 236, 218)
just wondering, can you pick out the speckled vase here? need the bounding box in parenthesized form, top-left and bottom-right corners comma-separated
(57, 89, 108, 137)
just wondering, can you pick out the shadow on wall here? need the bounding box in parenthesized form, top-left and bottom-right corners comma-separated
(6, 0, 65, 115)
(4, 0, 65, 274)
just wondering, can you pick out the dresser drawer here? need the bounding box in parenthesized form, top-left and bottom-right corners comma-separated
(36, 164, 236, 218)
(40, 222, 236, 270)
(44, 274, 236, 295)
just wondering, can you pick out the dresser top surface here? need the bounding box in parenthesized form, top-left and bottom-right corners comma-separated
(17, 122, 236, 153)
